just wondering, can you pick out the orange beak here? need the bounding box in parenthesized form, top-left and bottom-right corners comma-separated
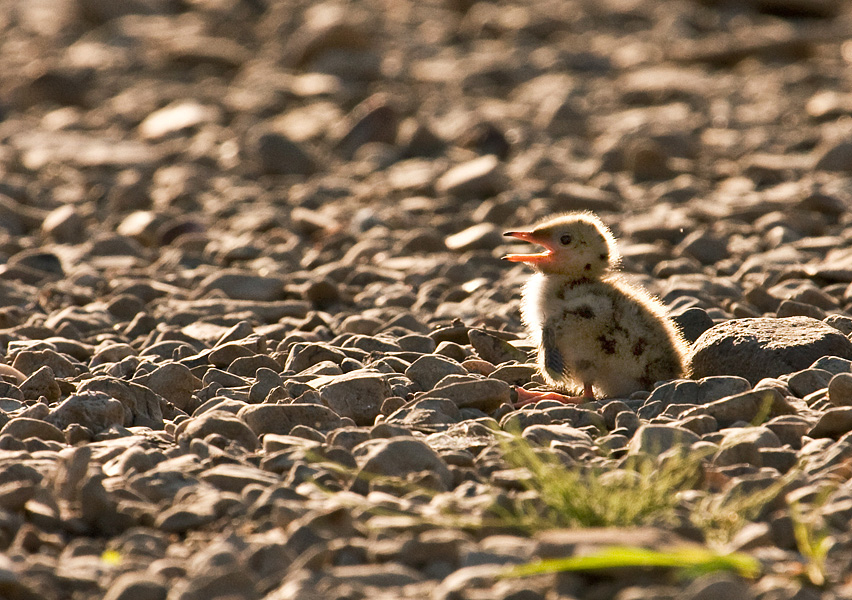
(502, 230, 554, 265)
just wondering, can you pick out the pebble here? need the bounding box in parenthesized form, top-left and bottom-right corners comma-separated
(405, 355, 467, 390)
(435, 155, 506, 199)
(352, 437, 453, 494)
(627, 424, 700, 456)
(47, 391, 126, 432)
(248, 130, 317, 176)
(680, 388, 796, 428)
(419, 377, 511, 412)
(239, 403, 347, 436)
(175, 410, 258, 451)
(468, 328, 528, 364)
(317, 372, 392, 425)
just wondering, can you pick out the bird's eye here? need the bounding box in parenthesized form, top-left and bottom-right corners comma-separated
(559, 234, 572, 245)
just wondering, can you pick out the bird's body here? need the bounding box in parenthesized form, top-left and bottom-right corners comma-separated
(503, 212, 688, 404)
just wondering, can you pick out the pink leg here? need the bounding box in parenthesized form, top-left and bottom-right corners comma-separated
(514, 383, 595, 408)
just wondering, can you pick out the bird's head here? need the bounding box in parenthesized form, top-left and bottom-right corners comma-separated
(502, 212, 619, 278)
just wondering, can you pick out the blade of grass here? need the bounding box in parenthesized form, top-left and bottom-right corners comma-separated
(503, 545, 761, 579)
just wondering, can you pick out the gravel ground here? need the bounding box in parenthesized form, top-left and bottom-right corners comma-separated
(3, 0, 852, 598)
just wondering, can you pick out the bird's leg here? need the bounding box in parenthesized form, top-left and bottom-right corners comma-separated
(513, 382, 595, 408)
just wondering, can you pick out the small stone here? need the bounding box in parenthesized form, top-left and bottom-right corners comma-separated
(627, 424, 700, 456)
(352, 437, 452, 494)
(646, 377, 752, 407)
(42, 205, 87, 244)
(436, 155, 505, 199)
(0, 417, 66, 443)
(19, 365, 60, 402)
(489, 363, 538, 386)
(468, 329, 528, 364)
(815, 140, 852, 172)
(318, 373, 391, 425)
(138, 101, 219, 140)
(47, 391, 125, 432)
(445, 223, 504, 252)
(334, 95, 398, 159)
(197, 269, 286, 302)
(787, 368, 831, 398)
(405, 355, 467, 391)
(808, 407, 852, 439)
(419, 377, 511, 412)
(139, 363, 202, 413)
(77, 376, 165, 429)
(713, 427, 780, 467)
(103, 572, 168, 600)
(679, 571, 755, 600)
(679, 388, 796, 428)
(248, 130, 316, 176)
(284, 342, 347, 373)
(828, 372, 852, 406)
(522, 424, 594, 448)
(176, 410, 258, 450)
(200, 464, 278, 493)
(12, 349, 80, 378)
(238, 403, 346, 436)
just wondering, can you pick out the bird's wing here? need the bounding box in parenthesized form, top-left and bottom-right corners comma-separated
(541, 325, 565, 378)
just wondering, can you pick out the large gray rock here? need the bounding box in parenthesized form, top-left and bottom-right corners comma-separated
(688, 317, 852, 385)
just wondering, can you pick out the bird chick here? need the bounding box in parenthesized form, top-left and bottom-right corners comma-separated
(503, 212, 688, 406)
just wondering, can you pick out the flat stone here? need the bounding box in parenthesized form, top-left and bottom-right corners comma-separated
(138, 101, 220, 140)
(199, 464, 278, 493)
(435, 155, 505, 199)
(419, 377, 511, 412)
(468, 329, 528, 365)
(646, 376, 752, 407)
(679, 388, 797, 428)
(196, 270, 287, 302)
(445, 223, 504, 252)
(238, 403, 346, 436)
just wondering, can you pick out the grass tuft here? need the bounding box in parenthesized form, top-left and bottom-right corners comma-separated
(498, 434, 704, 531)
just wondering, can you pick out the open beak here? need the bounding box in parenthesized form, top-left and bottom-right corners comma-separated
(502, 231, 553, 265)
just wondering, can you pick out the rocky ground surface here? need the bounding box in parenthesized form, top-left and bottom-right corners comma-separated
(2, 0, 852, 598)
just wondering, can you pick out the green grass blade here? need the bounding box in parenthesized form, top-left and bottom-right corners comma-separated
(503, 545, 761, 579)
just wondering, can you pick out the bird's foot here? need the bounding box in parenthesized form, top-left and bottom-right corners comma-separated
(513, 384, 594, 408)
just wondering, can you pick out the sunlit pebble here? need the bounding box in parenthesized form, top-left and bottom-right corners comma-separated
(842, 41, 852, 63)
